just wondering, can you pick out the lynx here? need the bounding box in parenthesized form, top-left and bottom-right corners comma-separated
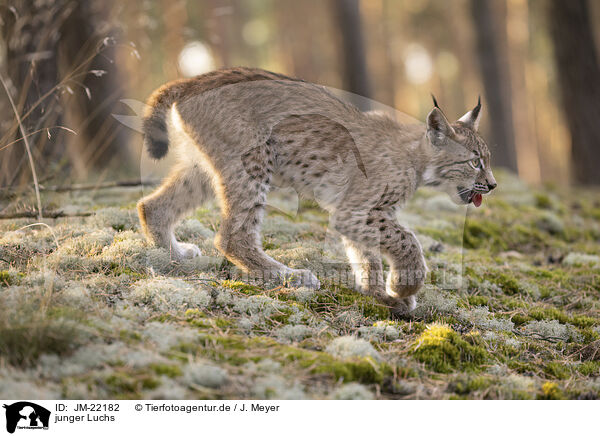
(137, 67, 497, 315)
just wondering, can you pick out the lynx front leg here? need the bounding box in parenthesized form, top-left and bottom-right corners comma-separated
(137, 163, 212, 260)
(334, 210, 426, 314)
(341, 236, 384, 294)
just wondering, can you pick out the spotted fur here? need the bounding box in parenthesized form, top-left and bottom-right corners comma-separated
(137, 67, 497, 315)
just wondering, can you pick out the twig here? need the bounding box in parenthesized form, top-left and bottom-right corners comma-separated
(0, 179, 159, 195)
(44, 179, 160, 192)
(0, 71, 43, 220)
(0, 210, 93, 220)
(0, 126, 77, 152)
(16, 222, 60, 249)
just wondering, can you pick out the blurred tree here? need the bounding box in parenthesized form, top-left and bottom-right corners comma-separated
(0, 0, 129, 187)
(206, 0, 233, 67)
(548, 0, 600, 185)
(331, 0, 372, 109)
(60, 1, 129, 176)
(470, 0, 518, 172)
(0, 0, 66, 187)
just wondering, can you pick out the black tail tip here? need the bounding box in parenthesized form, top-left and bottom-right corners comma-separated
(143, 115, 169, 159)
(146, 138, 169, 159)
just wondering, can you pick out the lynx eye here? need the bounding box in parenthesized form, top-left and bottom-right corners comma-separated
(468, 158, 482, 169)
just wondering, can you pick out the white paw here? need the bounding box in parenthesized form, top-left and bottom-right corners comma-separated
(282, 269, 321, 289)
(391, 294, 417, 316)
(173, 242, 202, 260)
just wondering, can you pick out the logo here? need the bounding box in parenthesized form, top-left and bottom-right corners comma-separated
(2, 402, 50, 434)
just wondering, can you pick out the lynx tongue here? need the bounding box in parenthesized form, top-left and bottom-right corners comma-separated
(472, 193, 483, 207)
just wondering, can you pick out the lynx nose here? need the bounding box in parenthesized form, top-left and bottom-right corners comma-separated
(487, 181, 497, 191)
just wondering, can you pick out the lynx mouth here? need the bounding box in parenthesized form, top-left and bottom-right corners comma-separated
(458, 187, 485, 207)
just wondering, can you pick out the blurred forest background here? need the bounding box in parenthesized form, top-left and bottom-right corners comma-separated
(2, 0, 600, 194)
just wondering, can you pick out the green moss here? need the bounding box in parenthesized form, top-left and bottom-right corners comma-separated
(511, 313, 532, 326)
(463, 220, 506, 250)
(585, 208, 600, 221)
(499, 296, 529, 310)
(534, 193, 553, 210)
(214, 318, 235, 328)
(263, 241, 278, 250)
(119, 330, 142, 343)
(579, 327, 600, 343)
(529, 306, 597, 329)
(0, 303, 85, 366)
(108, 263, 145, 279)
(104, 371, 160, 398)
(153, 314, 179, 323)
(104, 373, 136, 393)
(411, 324, 489, 373)
(448, 375, 492, 395)
(185, 308, 206, 318)
(221, 280, 262, 294)
(508, 360, 539, 375)
(467, 295, 489, 307)
(415, 227, 462, 246)
(538, 382, 564, 400)
(577, 361, 600, 377)
(175, 334, 256, 366)
(314, 358, 393, 384)
(188, 316, 235, 330)
(487, 272, 522, 296)
(174, 332, 397, 386)
(150, 363, 183, 378)
(280, 346, 394, 384)
(307, 284, 390, 320)
(0, 270, 15, 286)
(267, 311, 292, 325)
(544, 362, 571, 380)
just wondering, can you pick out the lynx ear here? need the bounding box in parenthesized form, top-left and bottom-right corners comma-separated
(458, 96, 482, 131)
(427, 106, 455, 147)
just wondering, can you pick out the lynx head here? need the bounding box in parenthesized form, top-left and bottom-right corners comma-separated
(422, 97, 497, 207)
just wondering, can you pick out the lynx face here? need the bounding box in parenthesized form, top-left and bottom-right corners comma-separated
(423, 100, 497, 207)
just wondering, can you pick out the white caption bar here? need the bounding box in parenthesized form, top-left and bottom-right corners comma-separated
(0, 399, 596, 436)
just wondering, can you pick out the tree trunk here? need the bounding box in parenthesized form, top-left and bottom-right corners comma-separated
(0, 0, 66, 187)
(331, 0, 372, 110)
(0, 0, 130, 187)
(60, 0, 129, 176)
(470, 0, 518, 172)
(548, 0, 600, 185)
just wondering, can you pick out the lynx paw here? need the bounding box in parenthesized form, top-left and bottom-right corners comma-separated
(172, 242, 202, 260)
(390, 294, 417, 318)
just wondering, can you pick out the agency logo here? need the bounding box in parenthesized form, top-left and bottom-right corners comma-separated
(2, 402, 50, 434)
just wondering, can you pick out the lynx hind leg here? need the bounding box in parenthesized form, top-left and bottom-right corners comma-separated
(137, 163, 212, 260)
(212, 161, 320, 289)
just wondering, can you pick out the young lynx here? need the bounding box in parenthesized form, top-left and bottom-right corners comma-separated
(137, 67, 497, 315)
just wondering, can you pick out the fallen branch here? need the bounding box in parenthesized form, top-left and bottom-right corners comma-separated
(40, 179, 160, 192)
(0, 210, 93, 220)
(0, 179, 159, 197)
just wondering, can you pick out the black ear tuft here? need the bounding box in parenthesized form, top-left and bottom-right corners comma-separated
(472, 95, 482, 119)
(457, 97, 483, 131)
(431, 94, 440, 109)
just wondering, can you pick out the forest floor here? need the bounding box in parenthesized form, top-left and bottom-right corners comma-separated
(1, 170, 599, 400)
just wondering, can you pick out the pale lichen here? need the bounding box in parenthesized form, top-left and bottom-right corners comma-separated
(331, 382, 374, 400)
(183, 362, 228, 388)
(325, 336, 381, 361)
